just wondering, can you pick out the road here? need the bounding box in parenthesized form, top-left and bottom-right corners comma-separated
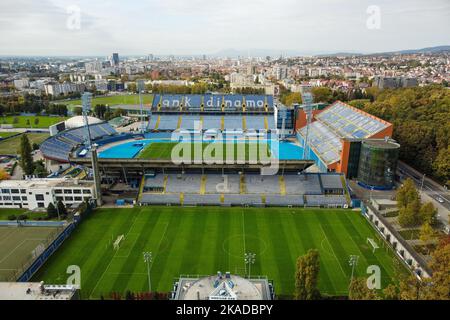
(398, 161, 450, 229)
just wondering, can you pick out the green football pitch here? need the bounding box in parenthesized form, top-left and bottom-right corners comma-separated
(138, 142, 271, 161)
(0, 226, 63, 281)
(32, 207, 404, 299)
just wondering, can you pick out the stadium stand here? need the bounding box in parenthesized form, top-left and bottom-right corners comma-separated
(183, 194, 222, 206)
(165, 174, 202, 194)
(284, 174, 323, 195)
(245, 175, 280, 194)
(265, 195, 304, 207)
(205, 174, 240, 194)
(156, 115, 180, 130)
(40, 122, 118, 162)
(223, 194, 263, 206)
(141, 194, 180, 205)
(305, 195, 347, 207)
(139, 172, 348, 207)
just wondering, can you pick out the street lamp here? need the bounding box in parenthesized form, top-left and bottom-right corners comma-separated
(348, 255, 359, 283)
(420, 174, 426, 194)
(143, 252, 153, 292)
(244, 253, 256, 278)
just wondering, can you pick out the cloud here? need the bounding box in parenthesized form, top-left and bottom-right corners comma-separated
(0, 0, 448, 55)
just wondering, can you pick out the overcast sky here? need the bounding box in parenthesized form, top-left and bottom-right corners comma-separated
(0, 0, 449, 56)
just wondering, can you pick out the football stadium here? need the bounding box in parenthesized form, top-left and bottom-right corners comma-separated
(24, 93, 409, 299)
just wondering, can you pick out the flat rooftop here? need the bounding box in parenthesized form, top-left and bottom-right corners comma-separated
(174, 275, 272, 300)
(0, 178, 94, 189)
(0, 283, 77, 300)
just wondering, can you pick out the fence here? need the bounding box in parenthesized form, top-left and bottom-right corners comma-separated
(16, 222, 77, 282)
(361, 201, 432, 278)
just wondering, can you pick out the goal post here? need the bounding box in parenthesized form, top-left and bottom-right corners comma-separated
(367, 238, 379, 253)
(113, 235, 125, 250)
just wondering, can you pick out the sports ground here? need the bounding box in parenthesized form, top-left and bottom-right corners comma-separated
(0, 225, 63, 281)
(56, 94, 154, 107)
(0, 133, 49, 155)
(0, 116, 67, 128)
(32, 207, 404, 299)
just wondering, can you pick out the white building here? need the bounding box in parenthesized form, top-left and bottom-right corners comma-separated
(14, 78, 30, 90)
(44, 82, 85, 97)
(85, 61, 103, 74)
(0, 178, 95, 210)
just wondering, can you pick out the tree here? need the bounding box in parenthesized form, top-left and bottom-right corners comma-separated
(33, 160, 48, 178)
(311, 87, 333, 103)
(19, 134, 34, 175)
(34, 117, 39, 126)
(398, 198, 421, 227)
(348, 278, 379, 300)
(47, 203, 58, 219)
(419, 222, 435, 246)
(396, 179, 419, 209)
(397, 240, 450, 300)
(420, 202, 437, 225)
(424, 241, 450, 300)
(73, 107, 83, 116)
(56, 200, 67, 219)
(294, 249, 321, 300)
(0, 168, 10, 180)
(383, 284, 399, 300)
(433, 146, 450, 186)
(281, 92, 302, 106)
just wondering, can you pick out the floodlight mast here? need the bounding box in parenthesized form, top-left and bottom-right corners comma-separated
(82, 92, 102, 206)
(244, 252, 256, 278)
(137, 81, 146, 134)
(300, 85, 314, 160)
(143, 252, 153, 292)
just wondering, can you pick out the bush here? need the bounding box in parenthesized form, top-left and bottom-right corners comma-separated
(8, 215, 17, 221)
(17, 214, 28, 221)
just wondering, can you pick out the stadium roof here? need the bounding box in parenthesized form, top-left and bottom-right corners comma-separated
(298, 101, 392, 165)
(65, 116, 102, 129)
(316, 101, 390, 139)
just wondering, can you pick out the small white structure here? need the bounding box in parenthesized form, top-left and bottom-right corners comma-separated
(173, 273, 273, 300)
(65, 116, 102, 130)
(0, 178, 95, 210)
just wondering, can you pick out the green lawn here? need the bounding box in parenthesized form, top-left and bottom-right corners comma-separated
(0, 209, 48, 221)
(32, 207, 405, 299)
(0, 116, 66, 128)
(0, 132, 21, 139)
(138, 142, 271, 162)
(56, 94, 154, 107)
(0, 133, 49, 155)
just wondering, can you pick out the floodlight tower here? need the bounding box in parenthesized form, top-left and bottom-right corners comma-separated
(300, 85, 314, 160)
(244, 252, 256, 278)
(137, 80, 146, 134)
(82, 92, 102, 206)
(143, 252, 153, 292)
(280, 106, 287, 141)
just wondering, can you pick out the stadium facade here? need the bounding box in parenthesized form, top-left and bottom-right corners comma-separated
(39, 95, 397, 202)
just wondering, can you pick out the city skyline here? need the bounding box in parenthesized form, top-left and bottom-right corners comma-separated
(0, 0, 449, 56)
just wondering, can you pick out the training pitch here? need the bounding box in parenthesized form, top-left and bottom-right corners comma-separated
(0, 225, 63, 281)
(33, 207, 403, 299)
